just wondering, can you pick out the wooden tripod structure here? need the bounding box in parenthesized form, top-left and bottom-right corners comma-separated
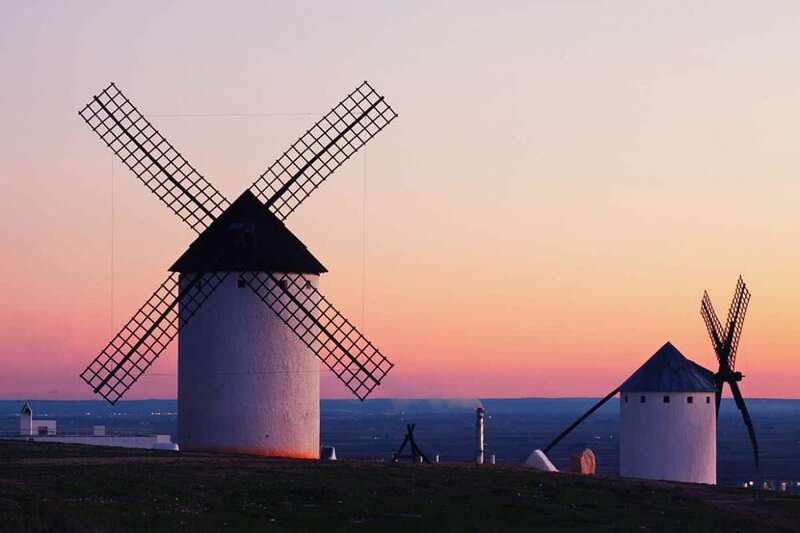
(393, 424, 431, 464)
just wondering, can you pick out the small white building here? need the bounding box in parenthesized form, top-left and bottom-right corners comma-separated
(14, 403, 176, 450)
(19, 403, 56, 436)
(619, 342, 717, 484)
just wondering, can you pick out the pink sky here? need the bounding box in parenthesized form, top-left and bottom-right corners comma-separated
(2, 2, 800, 400)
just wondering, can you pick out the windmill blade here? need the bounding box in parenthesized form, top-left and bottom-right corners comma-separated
(714, 375, 724, 416)
(723, 278, 750, 371)
(723, 277, 746, 337)
(79, 83, 230, 233)
(250, 81, 398, 220)
(543, 387, 621, 453)
(80, 271, 228, 404)
(700, 291, 724, 357)
(728, 379, 760, 466)
(241, 272, 393, 400)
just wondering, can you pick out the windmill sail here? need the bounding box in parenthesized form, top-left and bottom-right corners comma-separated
(722, 278, 750, 371)
(80, 272, 228, 404)
(79, 83, 230, 233)
(701, 291, 724, 357)
(241, 271, 393, 400)
(729, 379, 760, 466)
(78, 82, 398, 407)
(250, 81, 398, 220)
(699, 276, 759, 466)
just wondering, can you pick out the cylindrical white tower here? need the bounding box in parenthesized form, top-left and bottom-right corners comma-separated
(170, 190, 328, 459)
(19, 403, 32, 436)
(178, 273, 321, 459)
(620, 391, 716, 484)
(619, 342, 717, 485)
(475, 407, 485, 465)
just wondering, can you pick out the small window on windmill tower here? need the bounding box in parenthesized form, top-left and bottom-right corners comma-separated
(687, 396, 694, 404)
(663, 395, 670, 404)
(624, 395, 628, 403)
(640, 396, 646, 403)
(706, 396, 711, 404)
(278, 279, 289, 291)
(237, 278, 246, 289)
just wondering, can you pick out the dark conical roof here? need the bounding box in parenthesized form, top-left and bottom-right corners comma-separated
(620, 342, 716, 393)
(170, 190, 326, 274)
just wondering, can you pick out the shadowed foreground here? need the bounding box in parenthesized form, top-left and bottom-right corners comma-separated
(0, 440, 797, 532)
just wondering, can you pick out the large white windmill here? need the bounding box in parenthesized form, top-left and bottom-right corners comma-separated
(78, 82, 397, 458)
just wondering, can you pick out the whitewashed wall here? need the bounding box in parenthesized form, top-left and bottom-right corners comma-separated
(12, 435, 173, 449)
(19, 409, 32, 436)
(620, 391, 716, 484)
(178, 273, 321, 459)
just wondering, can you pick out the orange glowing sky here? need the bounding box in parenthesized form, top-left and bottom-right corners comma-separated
(1, 2, 799, 400)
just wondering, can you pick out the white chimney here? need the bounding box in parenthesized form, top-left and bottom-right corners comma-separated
(475, 407, 485, 465)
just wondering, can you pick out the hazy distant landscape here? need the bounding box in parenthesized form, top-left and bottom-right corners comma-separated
(2, 398, 797, 487)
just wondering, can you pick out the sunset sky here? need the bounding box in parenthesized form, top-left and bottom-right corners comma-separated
(1, 1, 799, 400)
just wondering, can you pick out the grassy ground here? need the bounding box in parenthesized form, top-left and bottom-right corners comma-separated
(0, 440, 797, 532)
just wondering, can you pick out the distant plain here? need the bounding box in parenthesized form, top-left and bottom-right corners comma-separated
(2, 398, 797, 487)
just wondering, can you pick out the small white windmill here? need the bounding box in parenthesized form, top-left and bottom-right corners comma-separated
(541, 278, 759, 484)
